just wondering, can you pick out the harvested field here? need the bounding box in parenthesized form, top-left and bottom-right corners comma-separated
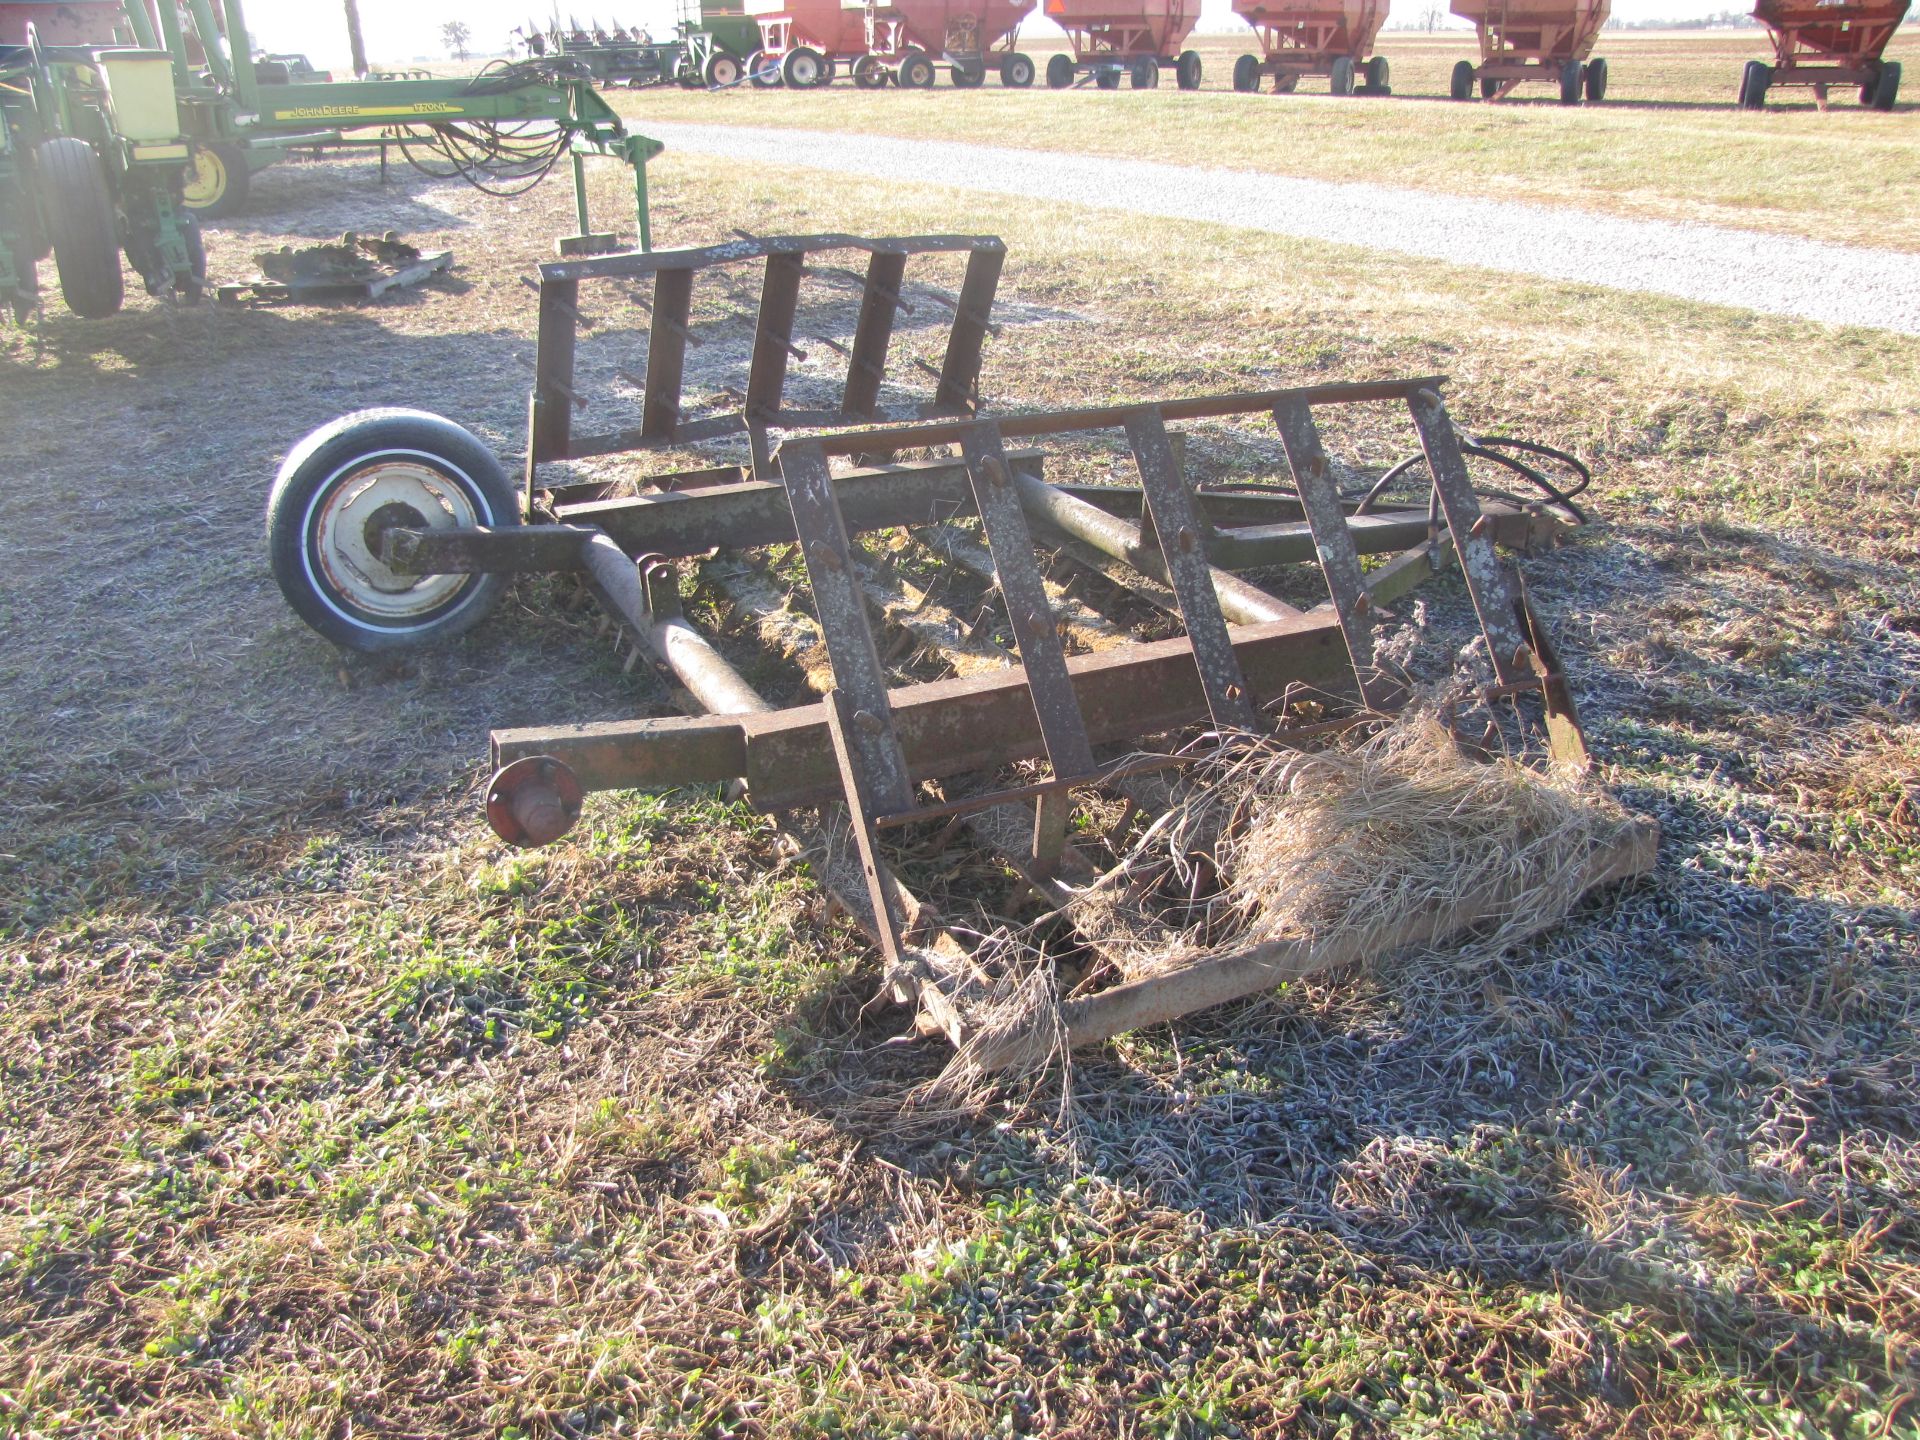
(2, 82, 1919, 1440)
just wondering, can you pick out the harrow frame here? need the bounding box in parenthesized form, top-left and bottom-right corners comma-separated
(283, 232, 1641, 1064)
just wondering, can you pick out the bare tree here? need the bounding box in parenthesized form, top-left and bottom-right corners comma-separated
(441, 19, 471, 59)
(342, 0, 368, 76)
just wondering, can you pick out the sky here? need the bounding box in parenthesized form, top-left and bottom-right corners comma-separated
(234, 0, 1755, 67)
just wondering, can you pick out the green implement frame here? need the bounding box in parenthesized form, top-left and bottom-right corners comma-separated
(140, 0, 661, 249)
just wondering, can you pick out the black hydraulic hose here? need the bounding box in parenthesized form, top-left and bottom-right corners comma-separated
(1353, 435, 1591, 525)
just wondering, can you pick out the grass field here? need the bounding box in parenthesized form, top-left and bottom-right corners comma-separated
(2, 34, 1919, 1440)
(629, 30, 1920, 253)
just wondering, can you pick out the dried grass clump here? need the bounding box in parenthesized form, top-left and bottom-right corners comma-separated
(940, 707, 1650, 1089)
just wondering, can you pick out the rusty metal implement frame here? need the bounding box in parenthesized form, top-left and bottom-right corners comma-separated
(374, 232, 1598, 1060)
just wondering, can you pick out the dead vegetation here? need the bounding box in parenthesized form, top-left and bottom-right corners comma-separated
(0, 137, 1917, 1439)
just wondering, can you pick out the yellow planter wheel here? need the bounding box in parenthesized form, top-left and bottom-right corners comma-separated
(182, 142, 249, 219)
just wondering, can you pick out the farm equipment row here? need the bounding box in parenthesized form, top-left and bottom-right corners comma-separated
(0, 0, 664, 320)
(265, 232, 1629, 1065)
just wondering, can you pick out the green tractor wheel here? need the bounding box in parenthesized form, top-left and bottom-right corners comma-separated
(182, 142, 250, 219)
(35, 138, 123, 319)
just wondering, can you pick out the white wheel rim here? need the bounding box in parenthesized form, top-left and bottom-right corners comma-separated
(306, 455, 481, 622)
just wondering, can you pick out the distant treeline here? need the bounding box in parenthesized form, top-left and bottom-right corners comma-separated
(1603, 11, 1762, 28)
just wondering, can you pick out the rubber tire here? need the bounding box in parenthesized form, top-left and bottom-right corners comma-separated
(1274, 72, 1298, 93)
(1482, 75, 1499, 98)
(181, 141, 249, 219)
(950, 59, 986, 87)
(1129, 56, 1158, 89)
(897, 50, 935, 88)
(1871, 59, 1900, 110)
(704, 50, 742, 86)
(1329, 55, 1355, 95)
(266, 409, 521, 654)
(1000, 52, 1035, 87)
(748, 50, 781, 86)
(1176, 50, 1201, 90)
(782, 46, 823, 87)
(1740, 59, 1771, 109)
(1233, 53, 1260, 92)
(1584, 55, 1607, 102)
(1558, 58, 1584, 104)
(1450, 59, 1475, 100)
(854, 54, 888, 88)
(1046, 53, 1074, 88)
(1095, 65, 1121, 89)
(1858, 61, 1880, 104)
(1365, 55, 1389, 91)
(35, 138, 123, 320)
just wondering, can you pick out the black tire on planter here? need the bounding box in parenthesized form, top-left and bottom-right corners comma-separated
(266, 409, 521, 654)
(1176, 49, 1202, 90)
(1233, 53, 1260, 92)
(1130, 56, 1159, 88)
(1329, 55, 1355, 95)
(1584, 55, 1607, 101)
(181, 140, 249, 219)
(704, 50, 742, 86)
(35, 138, 123, 319)
(782, 46, 824, 87)
(1451, 59, 1475, 100)
(1558, 58, 1584, 104)
(898, 49, 936, 88)
(1365, 55, 1389, 91)
(1872, 59, 1900, 110)
(1000, 52, 1035, 87)
(1046, 53, 1074, 88)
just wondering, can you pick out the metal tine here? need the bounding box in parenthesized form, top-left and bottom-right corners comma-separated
(758, 326, 808, 362)
(809, 332, 883, 378)
(914, 357, 979, 407)
(522, 275, 593, 328)
(911, 284, 1003, 339)
(804, 260, 917, 316)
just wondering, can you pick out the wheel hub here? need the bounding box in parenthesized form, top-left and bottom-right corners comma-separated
(313, 460, 479, 617)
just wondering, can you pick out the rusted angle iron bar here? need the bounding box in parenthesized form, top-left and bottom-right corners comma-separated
(491, 611, 1356, 811)
(541, 233, 1006, 284)
(781, 378, 1448, 457)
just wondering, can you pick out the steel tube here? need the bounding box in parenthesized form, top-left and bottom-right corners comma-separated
(581, 535, 771, 718)
(1009, 469, 1299, 628)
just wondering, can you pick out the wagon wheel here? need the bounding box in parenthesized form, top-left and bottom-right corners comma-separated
(1000, 52, 1036, 87)
(1329, 55, 1355, 95)
(747, 49, 782, 85)
(782, 46, 824, 87)
(1232, 53, 1260, 92)
(267, 409, 523, 654)
(35, 138, 123, 319)
(950, 58, 986, 87)
(1739, 59, 1772, 109)
(1364, 55, 1389, 93)
(1584, 55, 1607, 102)
(1129, 56, 1158, 89)
(1046, 53, 1075, 88)
(853, 54, 889, 87)
(897, 49, 936, 87)
(1095, 65, 1121, 89)
(1870, 60, 1900, 111)
(1274, 71, 1299, 93)
(704, 50, 743, 86)
(1450, 60, 1475, 99)
(1857, 60, 1882, 105)
(181, 141, 250, 219)
(1557, 58, 1585, 104)
(1481, 74, 1499, 98)
(1176, 49, 1202, 90)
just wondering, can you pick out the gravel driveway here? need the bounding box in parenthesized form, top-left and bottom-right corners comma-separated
(647, 121, 1920, 336)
